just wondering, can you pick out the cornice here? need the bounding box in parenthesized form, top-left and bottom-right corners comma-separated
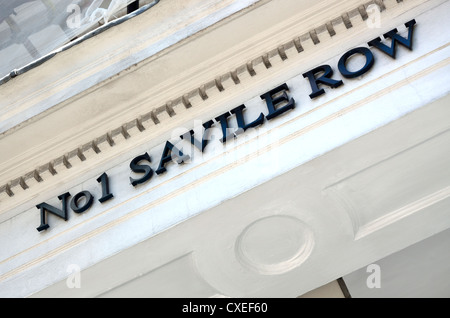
(0, 0, 430, 206)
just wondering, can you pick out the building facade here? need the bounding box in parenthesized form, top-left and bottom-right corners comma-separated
(0, 0, 449, 297)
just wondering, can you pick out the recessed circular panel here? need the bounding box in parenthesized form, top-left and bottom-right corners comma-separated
(235, 215, 314, 275)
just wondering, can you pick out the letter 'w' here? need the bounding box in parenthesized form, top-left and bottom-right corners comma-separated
(368, 19, 416, 59)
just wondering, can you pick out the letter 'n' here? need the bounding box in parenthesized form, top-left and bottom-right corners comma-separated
(36, 192, 71, 232)
(368, 19, 416, 59)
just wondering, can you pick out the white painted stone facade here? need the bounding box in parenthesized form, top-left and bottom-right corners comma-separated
(0, 0, 449, 297)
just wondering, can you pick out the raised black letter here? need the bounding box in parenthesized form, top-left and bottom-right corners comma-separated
(367, 19, 416, 59)
(303, 65, 343, 99)
(230, 105, 265, 135)
(260, 83, 295, 120)
(338, 47, 375, 78)
(97, 172, 114, 203)
(215, 112, 234, 143)
(70, 191, 94, 214)
(155, 141, 190, 175)
(129, 152, 154, 186)
(180, 120, 214, 152)
(36, 192, 71, 232)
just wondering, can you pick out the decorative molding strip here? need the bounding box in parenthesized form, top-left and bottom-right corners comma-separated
(355, 186, 450, 239)
(0, 0, 399, 200)
(324, 126, 450, 240)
